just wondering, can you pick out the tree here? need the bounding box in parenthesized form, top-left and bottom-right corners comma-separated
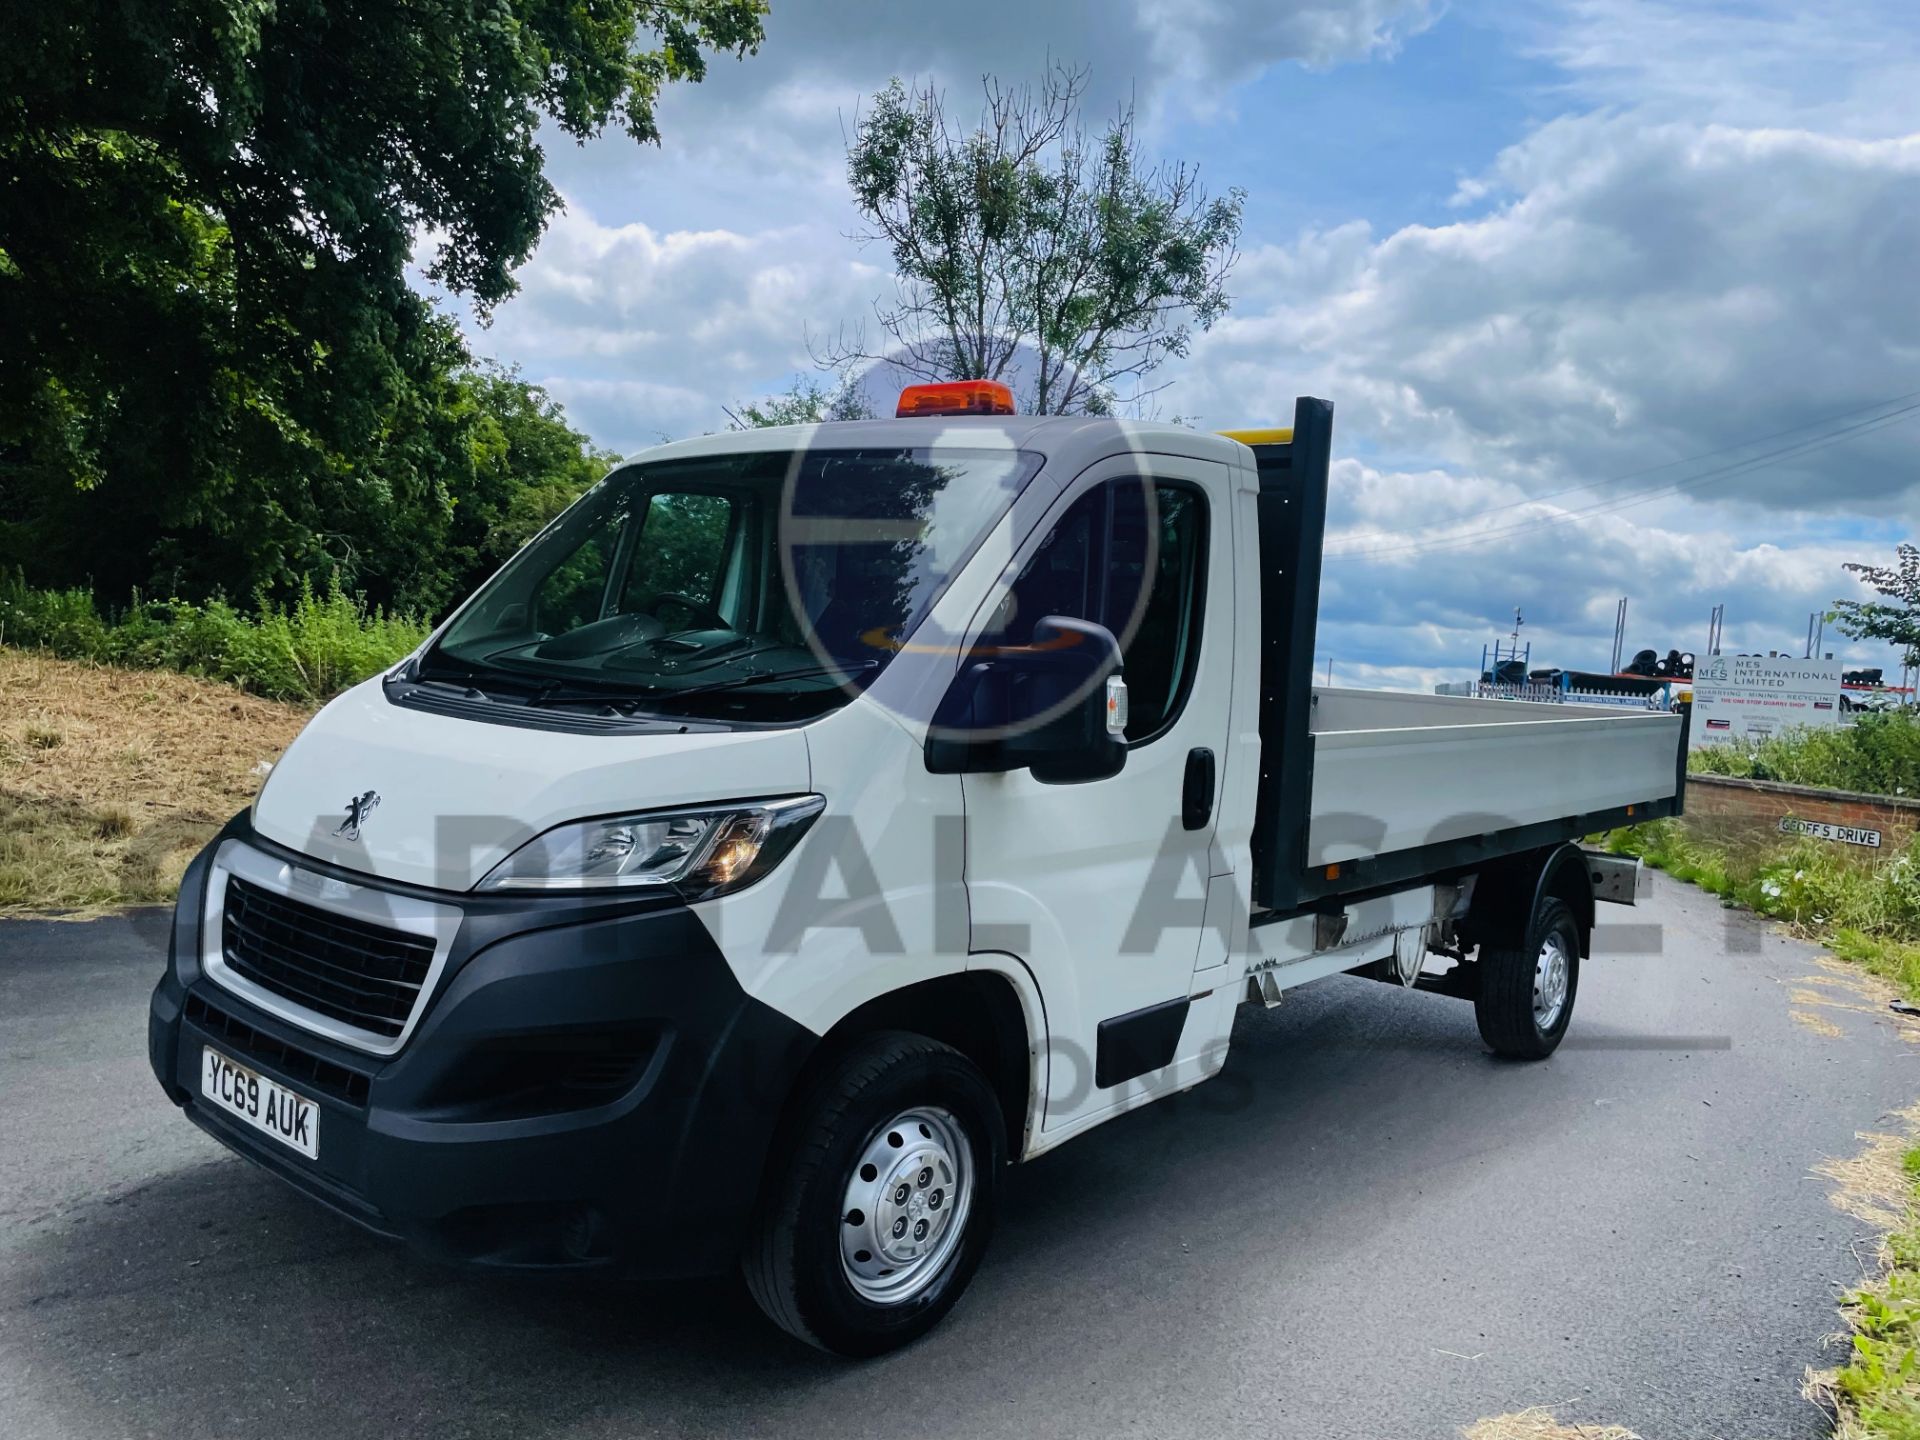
(1836, 544, 1920, 668)
(725, 375, 876, 429)
(828, 66, 1244, 415)
(0, 0, 764, 609)
(368, 363, 620, 615)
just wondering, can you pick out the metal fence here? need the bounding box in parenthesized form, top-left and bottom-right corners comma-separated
(1444, 681, 1669, 710)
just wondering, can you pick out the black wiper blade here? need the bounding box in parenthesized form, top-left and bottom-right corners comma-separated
(521, 681, 658, 712)
(664, 660, 880, 699)
(404, 669, 493, 702)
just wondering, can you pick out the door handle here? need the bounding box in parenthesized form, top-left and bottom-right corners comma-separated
(1182, 748, 1215, 831)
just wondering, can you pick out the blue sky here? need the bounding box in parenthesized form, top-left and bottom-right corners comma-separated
(429, 0, 1920, 691)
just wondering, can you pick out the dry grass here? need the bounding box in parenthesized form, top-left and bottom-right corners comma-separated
(1792, 1009, 1848, 1038)
(0, 648, 308, 913)
(1801, 1104, 1920, 1439)
(1815, 1110, 1920, 1235)
(1460, 1408, 1639, 1440)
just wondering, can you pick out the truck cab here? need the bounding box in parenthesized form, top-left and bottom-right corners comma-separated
(149, 388, 1683, 1354)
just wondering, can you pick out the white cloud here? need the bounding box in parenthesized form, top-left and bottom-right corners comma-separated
(474, 0, 1436, 445)
(473, 201, 887, 452)
(1521, 0, 1920, 134)
(1311, 453, 1906, 688)
(1182, 117, 1920, 515)
(447, 0, 1920, 682)
(1165, 96, 1920, 684)
(540, 0, 1431, 234)
(1141, 0, 1436, 81)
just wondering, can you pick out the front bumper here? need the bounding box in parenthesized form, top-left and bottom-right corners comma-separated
(149, 815, 814, 1275)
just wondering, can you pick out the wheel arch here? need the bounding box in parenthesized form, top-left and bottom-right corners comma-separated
(1539, 844, 1597, 957)
(806, 971, 1036, 1162)
(1461, 842, 1596, 957)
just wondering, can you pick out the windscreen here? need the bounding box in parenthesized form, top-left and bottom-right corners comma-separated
(418, 446, 1042, 723)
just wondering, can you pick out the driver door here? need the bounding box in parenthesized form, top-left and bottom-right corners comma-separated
(960, 456, 1233, 1135)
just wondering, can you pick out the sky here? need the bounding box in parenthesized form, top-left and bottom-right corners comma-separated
(428, 0, 1920, 693)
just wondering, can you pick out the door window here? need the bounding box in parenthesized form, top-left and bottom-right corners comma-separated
(979, 479, 1208, 744)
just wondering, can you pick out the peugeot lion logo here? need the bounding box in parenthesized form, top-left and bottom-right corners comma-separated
(332, 790, 381, 842)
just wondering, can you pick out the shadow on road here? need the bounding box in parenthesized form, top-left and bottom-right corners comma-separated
(3, 933, 1853, 1440)
(6, 981, 1535, 1436)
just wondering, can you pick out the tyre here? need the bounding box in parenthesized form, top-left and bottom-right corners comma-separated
(743, 1031, 1004, 1356)
(1473, 895, 1580, 1059)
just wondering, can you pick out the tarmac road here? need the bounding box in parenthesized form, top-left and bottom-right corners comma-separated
(3, 872, 1916, 1440)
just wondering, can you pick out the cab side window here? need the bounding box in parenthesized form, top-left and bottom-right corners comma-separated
(979, 478, 1207, 745)
(534, 525, 619, 635)
(621, 491, 737, 612)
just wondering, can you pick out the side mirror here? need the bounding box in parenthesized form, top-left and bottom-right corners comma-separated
(925, 616, 1129, 783)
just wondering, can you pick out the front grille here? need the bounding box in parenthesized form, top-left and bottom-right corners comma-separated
(221, 876, 435, 1041)
(185, 992, 372, 1106)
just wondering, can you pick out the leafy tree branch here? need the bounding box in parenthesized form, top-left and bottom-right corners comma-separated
(825, 64, 1243, 415)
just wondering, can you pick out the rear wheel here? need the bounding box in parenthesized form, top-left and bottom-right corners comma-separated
(1474, 896, 1580, 1059)
(743, 1032, 1003, 1355)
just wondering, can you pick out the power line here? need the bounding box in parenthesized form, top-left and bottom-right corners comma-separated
(1324, 400, 1920, 562)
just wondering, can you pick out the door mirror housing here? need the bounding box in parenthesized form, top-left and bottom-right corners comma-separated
(925, 616, 1128, 783)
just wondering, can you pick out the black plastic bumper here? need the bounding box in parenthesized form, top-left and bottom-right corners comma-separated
(149, 814, 816, 1276)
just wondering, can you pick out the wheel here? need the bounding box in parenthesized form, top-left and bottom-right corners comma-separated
(743, 1031, 1004, 1356)
(1473, 896, 1580, 1059)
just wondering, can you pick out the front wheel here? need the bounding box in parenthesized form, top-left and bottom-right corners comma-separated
(1473, 896, 1581, 1059)
(743, 1032, 1004, 1355)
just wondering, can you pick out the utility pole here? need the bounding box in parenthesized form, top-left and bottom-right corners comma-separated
(1610, 597, 1629, 674)
(1707, 603, 1725, 657)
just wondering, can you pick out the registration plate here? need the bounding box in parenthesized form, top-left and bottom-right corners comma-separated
(201, 1047, 319, 1160)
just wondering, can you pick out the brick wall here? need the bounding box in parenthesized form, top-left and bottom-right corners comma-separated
(1684, 774, 1918, 854)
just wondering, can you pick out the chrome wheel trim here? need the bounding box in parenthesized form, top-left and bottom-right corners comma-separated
(1534, 930, 1571, 1031)
(838, 1106, 973, 1306)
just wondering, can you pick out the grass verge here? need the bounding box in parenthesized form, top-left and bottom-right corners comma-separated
(0, 570, 426, 705)
(0, 647, 308, 913)
(1810, 1118, 1920, 1439)
(1603, 818, 1920, 1001)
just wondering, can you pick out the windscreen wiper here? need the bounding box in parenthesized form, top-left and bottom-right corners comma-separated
(520, 678, 665, 712)
(659, 660, 880, 699)
(401, 668, 493, 702)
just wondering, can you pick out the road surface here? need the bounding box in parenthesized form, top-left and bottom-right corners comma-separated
(3, 873, 1916, 1439)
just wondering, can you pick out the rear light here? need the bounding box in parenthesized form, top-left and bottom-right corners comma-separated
(896, 380, 1017, 417)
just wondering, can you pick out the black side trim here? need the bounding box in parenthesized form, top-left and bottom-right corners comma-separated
(1095, 997, 1190, 1088)
(1250, 796, 1680, 921)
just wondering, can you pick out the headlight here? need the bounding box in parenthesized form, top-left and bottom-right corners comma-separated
(475, 795, 825, 898)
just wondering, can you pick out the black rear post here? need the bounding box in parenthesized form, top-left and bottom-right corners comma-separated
(1249, 396, 1335, 914)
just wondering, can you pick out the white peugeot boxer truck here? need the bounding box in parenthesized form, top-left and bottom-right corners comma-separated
(149, 389, 1686, 1354)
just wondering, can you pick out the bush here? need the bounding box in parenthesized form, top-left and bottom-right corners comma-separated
(1690, 713, 1920, 797)
(0, 572, 428, 704)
